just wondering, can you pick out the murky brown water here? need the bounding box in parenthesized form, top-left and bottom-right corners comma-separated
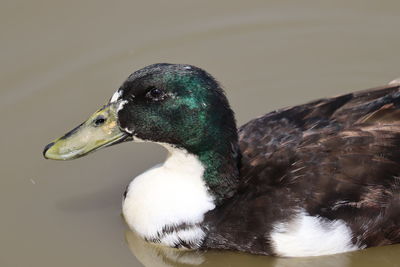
(1, 0, 400, 266)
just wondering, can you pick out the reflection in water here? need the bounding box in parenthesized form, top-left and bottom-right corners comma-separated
(126, 229, 400, 267)
(126, 230, 206, 267)
(125, 230, 356, 267)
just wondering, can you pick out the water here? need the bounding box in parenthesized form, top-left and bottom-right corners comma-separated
(1, 0, 399, 266)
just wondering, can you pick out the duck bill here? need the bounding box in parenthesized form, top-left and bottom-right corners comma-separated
(43, 102, 131, 160)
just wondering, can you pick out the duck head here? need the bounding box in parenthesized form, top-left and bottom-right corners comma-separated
(43, 63, 238, 169)
(44, 63, 240, 200)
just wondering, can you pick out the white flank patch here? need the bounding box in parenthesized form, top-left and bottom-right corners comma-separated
(270, 211, 360, 257)
(110, 89, 122, 102)
(389, 77, 400, 85)
(123, 144, 215, 247)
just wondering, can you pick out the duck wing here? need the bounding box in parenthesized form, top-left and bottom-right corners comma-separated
(238, 83, 400, 246)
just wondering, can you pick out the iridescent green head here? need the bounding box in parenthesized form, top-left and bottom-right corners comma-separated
(117, 63, 237, 153)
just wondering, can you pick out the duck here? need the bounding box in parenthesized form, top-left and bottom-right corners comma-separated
(43, 63, 400, 257)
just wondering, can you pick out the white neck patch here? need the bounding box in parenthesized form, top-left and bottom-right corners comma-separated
(122, 143, 216, 248)
(110, 89, 122, 102)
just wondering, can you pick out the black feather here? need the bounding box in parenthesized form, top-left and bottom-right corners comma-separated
(200, 84, 400, 254)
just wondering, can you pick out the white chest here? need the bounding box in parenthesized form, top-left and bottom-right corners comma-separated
(122, 147, 215, 248)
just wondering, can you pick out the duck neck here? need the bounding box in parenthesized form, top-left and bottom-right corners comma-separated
(200, 151, 240, 204)
(187, 133, 241, 205)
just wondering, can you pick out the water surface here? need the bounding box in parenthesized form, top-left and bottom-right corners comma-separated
(1, 1, 400, 266)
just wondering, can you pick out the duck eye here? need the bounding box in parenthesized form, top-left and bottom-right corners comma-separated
(94, 116, 106, 126)
(146, 87, 165, 101)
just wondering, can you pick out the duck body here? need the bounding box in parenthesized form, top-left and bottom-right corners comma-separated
(44, 64, 400, 257)
(201, 85, 400, 256)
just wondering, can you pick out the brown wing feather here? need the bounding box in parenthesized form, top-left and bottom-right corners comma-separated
(295, 125, 400, 246)
(203, 84, 400, 254)
(236, 83, 400, 247)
